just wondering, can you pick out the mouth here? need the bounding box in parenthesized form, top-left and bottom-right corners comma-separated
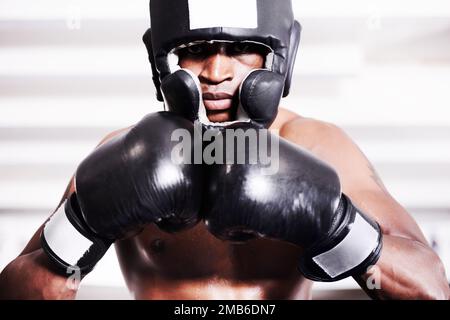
(203, 92, 234, 112)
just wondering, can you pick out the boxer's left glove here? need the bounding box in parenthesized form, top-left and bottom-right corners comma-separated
(41, 112, 202, 276)
(203, 123, 382, 282)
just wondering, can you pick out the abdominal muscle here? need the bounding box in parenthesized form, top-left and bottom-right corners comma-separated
(115, 222, 313, 300)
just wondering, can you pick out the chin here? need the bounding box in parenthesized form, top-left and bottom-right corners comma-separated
(207, 112, 234, 123)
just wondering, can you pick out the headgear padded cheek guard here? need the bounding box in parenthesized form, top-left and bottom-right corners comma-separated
(143, 0, 301, 128)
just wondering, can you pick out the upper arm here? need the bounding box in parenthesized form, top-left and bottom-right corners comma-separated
(19, 126, 132, 256)
(280, 118, 429, 245)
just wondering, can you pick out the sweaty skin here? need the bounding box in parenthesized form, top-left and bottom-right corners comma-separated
(0, 43, 449, 300)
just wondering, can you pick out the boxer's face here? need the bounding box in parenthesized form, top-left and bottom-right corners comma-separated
(177, 42, 268, 122)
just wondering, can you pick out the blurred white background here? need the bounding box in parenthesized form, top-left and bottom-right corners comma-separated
(1, 0, 450, 299)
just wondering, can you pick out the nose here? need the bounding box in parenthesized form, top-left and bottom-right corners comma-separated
(199, 52, 234, 85)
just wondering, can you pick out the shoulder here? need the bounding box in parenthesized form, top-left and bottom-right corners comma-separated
(277, 114, 372, 187)
(270, 107, 300, 131)
(279, 114, 350, 152)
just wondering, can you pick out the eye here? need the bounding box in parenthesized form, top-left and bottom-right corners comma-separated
(231, 42, 251, 54)
(186, 44, 205, 55)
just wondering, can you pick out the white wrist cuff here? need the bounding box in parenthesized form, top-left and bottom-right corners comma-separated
(43, 203, 94, 266)
(312, 211, 380, 278)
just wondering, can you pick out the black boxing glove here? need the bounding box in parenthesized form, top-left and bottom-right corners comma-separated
(203, 124, 382, 282)
(160, 68, 284, 128)
(41, 112, 202, 276)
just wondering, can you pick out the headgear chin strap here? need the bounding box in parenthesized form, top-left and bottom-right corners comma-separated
(143, 0, 301, 128)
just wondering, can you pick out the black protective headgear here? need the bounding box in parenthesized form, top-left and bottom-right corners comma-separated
(143, 0, 301, 128)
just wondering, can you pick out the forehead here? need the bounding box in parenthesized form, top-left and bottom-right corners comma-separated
(188, 0, 258, 30)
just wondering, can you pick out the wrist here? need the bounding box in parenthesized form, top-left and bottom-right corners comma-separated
(298, 195, 383, 282)
(0, 250, 78, 300)
(40, 193, 112, 277)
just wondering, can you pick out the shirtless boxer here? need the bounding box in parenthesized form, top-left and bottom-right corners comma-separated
(0, 0, 449, 300)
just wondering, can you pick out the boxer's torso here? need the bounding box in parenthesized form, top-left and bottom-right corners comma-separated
(114, 108, 315, 300)
(115, 222, 312, 299)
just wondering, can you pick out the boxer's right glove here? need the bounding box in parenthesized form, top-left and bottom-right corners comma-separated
(41, 112, 202, 276)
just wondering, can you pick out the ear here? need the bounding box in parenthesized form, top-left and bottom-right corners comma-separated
(143, 28, 164, 102)
(283, 21, 302, 97)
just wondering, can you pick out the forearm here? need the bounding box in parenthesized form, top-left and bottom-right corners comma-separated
(0, 249, 78, 300)
(356, 235, 450, 300)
